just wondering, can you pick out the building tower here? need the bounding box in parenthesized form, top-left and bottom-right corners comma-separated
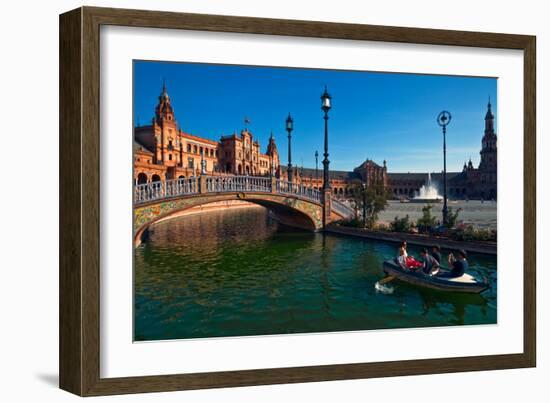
(266, 132, 280, 177)
(479, 98, 497, 172)
(152, 81, 178, 167)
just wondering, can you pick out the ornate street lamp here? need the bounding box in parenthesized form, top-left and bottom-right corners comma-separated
(321, 86, 332, 191)
(315, 150, 319, 185)
(286, 113, 294, 182)
(437, 110, 452, 226)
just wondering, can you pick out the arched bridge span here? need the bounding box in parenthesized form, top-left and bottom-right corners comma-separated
(134, 176, 354, 245)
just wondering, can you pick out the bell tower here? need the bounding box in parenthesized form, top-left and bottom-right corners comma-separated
(266, 132, 280, 176)
(479, 98, 497, 172)
(152, 80, 178, 166)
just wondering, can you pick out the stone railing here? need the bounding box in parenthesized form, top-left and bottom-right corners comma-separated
(331, 198, 355, 218)
(134, 175, 324, 205)
(134, 177, 198, 203)
(206, 176, 271, 193)
(275, 179, 322, 203)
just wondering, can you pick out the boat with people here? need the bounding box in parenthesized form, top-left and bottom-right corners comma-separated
(382, 259, 489, 294)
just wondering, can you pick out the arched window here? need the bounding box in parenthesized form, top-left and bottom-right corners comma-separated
(137, 173, 148, 184)
(187, 144, 191, 152)
(152, 174, 161, 183)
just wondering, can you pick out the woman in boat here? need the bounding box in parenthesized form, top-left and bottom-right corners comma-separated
(397, 241, 422, 270)
(398, 241, 408, 257)
(396, 246, 408, 269)
(438, 249, 469, 278)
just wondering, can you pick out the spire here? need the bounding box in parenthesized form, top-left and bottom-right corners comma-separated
(266, 131, 278, 156)
(155, 79, 174, 122)
(484, 96, 495, 137)
(485, 96, 494, 119)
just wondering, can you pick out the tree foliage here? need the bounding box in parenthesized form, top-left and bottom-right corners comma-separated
(445, 207, 462, 228)
(349, 178, 391, 228)
(416, 204, 437, 233)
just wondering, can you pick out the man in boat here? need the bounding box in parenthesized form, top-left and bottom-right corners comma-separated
(419, 248, 440, 276)
(437, 249, 469, 278)
(431, 245, 442, 265)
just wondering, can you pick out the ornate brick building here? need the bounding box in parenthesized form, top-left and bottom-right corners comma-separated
(134, 83, 387, 193)
(134, 84, 279, 184)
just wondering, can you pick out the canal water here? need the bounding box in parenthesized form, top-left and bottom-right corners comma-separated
(134, 207, 497, 341)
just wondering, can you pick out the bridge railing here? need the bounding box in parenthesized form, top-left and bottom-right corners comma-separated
(206, 176, 271, 193)
(276, 179, 322, 203)
(134, 177, 198, 203)
(331, 198, 355, 218)
(134, 175, 326, 205)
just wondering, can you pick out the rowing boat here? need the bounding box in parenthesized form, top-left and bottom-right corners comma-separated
(382, 259, 489, 294)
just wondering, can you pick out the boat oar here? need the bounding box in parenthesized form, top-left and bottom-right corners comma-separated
(378, 275, 395, 285)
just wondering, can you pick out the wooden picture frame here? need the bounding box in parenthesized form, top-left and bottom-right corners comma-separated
(59, 6, 536, 396)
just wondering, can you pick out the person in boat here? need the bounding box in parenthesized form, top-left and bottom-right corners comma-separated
(431, 245, 442, 265)
(396, 241, 422, 270)
(438, 249, 469, 278)
(419, 248, 440, 275)
(400, 241, 408, 257)
(396, 246, 408, 269)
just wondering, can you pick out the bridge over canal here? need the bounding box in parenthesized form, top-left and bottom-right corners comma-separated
(134, 175, 354, 245)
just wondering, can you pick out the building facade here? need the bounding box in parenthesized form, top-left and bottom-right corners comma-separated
(134, 84, 279, 184)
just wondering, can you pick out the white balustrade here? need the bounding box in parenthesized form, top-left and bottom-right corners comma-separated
(276, 179, 321, 203)
(331, 198, 355, 218)
(134, 177, 198, 203)
(135, 175, 327, 206)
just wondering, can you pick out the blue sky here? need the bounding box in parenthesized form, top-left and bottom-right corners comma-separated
(134, 61, 497, 173)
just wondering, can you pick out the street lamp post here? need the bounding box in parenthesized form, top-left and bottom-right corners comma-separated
(321, 86, 332, 190)
(286, 113, 294, 183)
(437, 110, 452, 226)
(315, 150, 319, 185)
(362, 182, 367, 227)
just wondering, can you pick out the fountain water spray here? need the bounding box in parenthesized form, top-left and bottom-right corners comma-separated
(413, 173, 443, 202)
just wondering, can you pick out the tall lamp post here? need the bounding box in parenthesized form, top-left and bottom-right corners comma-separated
(437, 110, 452, 226)
(315, 150, 319, 185)
(362, 182, 367, 227)
(286, 113, 294, 183)
(321, 86, 332, 190)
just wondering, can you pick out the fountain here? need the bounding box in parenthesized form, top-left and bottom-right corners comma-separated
(412, 173, 443, 203)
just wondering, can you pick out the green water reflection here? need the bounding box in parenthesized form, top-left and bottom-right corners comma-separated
(134, 207, 497, 341)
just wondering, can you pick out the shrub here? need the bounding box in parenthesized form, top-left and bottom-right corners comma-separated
(417, 204, 437, 233)
(449, 225, 496, 242)
(390, 215, 412, 233)
(445, 207, 462, 228)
